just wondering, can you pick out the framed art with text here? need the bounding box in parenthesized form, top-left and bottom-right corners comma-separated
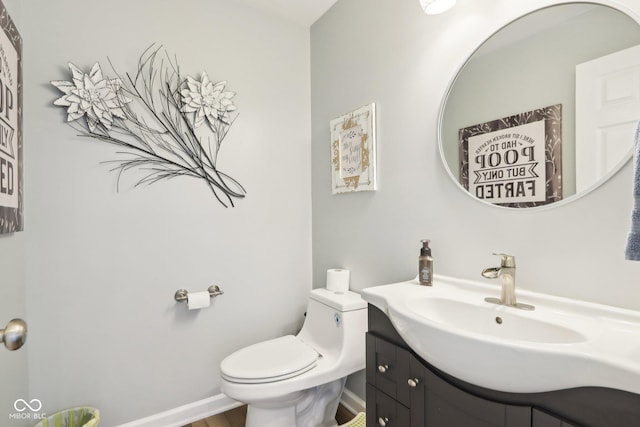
(330, 103, 377, 194)
(0, 1, 22, 233)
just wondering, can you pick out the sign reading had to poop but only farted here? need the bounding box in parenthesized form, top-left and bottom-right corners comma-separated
(0, 0, 21, 233)
(0, 30, 18, 209)
(467, 120, 546, 205)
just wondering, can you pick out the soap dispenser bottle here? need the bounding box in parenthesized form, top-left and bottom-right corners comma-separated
(418, 239, 433, 286)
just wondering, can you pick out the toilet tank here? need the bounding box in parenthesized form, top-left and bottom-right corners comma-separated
(297, 289, 368, 364)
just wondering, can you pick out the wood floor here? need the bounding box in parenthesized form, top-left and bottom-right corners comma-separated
(182, 403, 355, 427)
(182, 405, 247, 427)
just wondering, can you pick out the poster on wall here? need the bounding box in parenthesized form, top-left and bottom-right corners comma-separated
(458, 104, 562, 208)
(330, 103, 377, 194)
(0, 2, 22, 233)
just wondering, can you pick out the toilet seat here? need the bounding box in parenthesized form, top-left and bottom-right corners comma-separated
(221, 335, 319, 384)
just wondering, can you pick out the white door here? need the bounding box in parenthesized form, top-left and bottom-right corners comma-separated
(575, 44, 640, 192)
(0, 0, 28, 425)
(0, 235, 29, 426)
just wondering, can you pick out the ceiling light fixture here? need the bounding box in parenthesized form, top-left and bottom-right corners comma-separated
(420, 0, 456, 15)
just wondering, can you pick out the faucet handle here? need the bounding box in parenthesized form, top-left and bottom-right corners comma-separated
(492, 253, 516, 268)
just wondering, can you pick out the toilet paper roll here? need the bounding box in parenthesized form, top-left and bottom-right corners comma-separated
(187, 291, 211, 310)
(326, 269, 350, 293)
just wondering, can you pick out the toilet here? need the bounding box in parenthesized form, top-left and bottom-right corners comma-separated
(220, 288, 368, 427)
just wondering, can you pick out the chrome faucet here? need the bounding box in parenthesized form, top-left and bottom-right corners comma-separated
(481, 253, 534, 311)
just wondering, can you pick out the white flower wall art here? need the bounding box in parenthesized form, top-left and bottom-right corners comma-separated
(51, 45, 246, 208)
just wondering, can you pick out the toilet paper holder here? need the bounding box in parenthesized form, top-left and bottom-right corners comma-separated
(174, 285, 224, 303)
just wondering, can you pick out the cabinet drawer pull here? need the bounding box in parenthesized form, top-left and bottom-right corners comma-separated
(378, 416, 389, 426)
(408, 377, 420, 387)
(377, 364, 389, 373)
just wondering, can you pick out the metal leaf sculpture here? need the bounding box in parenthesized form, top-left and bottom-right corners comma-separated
(51, 45, 246, 208)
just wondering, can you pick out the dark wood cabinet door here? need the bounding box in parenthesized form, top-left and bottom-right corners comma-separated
(367, 333, 412, 407)
(367, 383, 410, 427)
(421, 391, 531, 427)
(409, 353, 530, 427)
(532, 409, 577, 427)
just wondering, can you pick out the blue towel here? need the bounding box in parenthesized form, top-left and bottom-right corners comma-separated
(626, 122, 640, 260)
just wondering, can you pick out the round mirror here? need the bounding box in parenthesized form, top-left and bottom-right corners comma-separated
(439, 3, 640, 209)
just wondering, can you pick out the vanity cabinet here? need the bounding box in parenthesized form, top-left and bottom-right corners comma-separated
(367, 333, 530, 427)
(366, 305, 640, 427)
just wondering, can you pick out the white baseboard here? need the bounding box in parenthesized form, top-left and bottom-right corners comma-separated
(116, 394, 243, 427)
(117, 387, 365, 427)
(340, 388, 366, 415)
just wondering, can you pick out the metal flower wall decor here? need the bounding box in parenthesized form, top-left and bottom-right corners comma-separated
(51, 45, 246, 207)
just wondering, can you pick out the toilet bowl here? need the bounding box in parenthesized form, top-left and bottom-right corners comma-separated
(220, 288, 368, 427)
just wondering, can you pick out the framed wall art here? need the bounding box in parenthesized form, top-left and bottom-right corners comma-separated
(330, 103, 377, 194)
(0, 1, 22, 233)
(458, 104, 562, 208)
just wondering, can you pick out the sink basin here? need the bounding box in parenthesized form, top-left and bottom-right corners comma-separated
(362, 275, 640, 395)
(408, 297, 587, 344)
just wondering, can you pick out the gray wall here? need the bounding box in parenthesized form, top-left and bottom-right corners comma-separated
(311, 0, 640, 398)
(22, 1, 311, 425)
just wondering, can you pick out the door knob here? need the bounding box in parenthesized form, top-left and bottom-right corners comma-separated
(378, 416, 389, 426)
(408, 378, 420, 387)
(1, 318, 27, 351)
(377, 364, 389, 373)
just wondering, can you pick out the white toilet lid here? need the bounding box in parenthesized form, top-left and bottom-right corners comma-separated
(221, 335, 319, 384)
